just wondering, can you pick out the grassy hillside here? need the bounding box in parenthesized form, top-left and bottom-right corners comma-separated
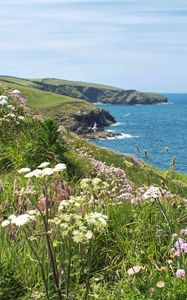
(30, 77, 119, 90)
(0, 76, 96, 116)
(0, 81, 187, 300)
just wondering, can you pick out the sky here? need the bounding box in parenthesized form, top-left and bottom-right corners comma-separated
(1, 0, 187, 92)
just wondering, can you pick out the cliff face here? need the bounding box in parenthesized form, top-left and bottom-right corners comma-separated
(55, 108, 116, 134)
(33, 81, 168, 105)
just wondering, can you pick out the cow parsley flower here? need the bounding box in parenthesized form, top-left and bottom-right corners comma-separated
(18, 167, 31, 174)
(143, 186, 162, 201)
(18, 116, 25, 120)
(38, 162, 50, 169)
(11, 89, 21, 95)
(54, 163, 66, 172)
(0, 99, 8, 106)
(25, 169, 43, 178)
(1, 220, 10, 227)
(85, 212, 108, 230)
(11, 214, 32, 226)
(41, 168, 54, 176)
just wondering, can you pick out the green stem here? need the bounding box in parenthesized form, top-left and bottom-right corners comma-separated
(44, 183, 63, 300)
(24, 230, 50, 300)
(156, 197, 172, 233)
(84, 241, 92, 300)
(66, 235, 72, 299)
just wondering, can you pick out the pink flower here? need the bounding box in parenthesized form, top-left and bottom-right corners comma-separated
(175, 238, 184, 249)
(173, 251, 180, 257)
(167, 259, 173, 265)
(176, 269, 185, 278)
(180, 229, 187, 235)
(181, 243, 187, 253)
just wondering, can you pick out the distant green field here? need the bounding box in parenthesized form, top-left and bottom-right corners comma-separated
(30, 77, 119, 90)
(0, 76, 96, 116)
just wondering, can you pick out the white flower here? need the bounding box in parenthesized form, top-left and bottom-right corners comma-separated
(80, 178, 91, 189)
(27, 210, 38, 216)
(85, 212, 108, 230)
(25, 169, 43, 178)
(142, 186, 162, 201)
(41, 168, 54, 176)
(18, 167, 31, 174)
(7, 105, 15, 111)
(38, 162, 50, 169)
(127, 266, 143, 276)
(72, 229, 85, 243)
(11, 89, 21, 95)
(0, 99, 8, 106)
(18, 116, 25, 120)
(6, 113, 16, 118)
(85, 230, 93, 240)
(11, 214, 31, 226)
(92, 178, 102, 186)
(1, 220, 10, 227)
(59, 200, 70, 211)
(54, 163, 66, 172)
(8, 214, 17, 221)
(0, 95, 9, 101)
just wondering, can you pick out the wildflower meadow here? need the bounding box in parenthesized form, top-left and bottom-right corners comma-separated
(0, 82, 187, 299)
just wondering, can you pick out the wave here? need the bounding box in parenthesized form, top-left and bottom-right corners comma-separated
(117, 133, 139, 139)
(156, 102, 173, 106)
(99, 133, 139, 141)
(110, 122, 125, 127)
(106, 129, 115, 133)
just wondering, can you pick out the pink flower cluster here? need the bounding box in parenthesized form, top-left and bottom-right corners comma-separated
(9, 90, 44, 122)
(174, 237, 187, 256)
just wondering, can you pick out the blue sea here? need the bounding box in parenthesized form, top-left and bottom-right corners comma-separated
(93, 94, 187, 173)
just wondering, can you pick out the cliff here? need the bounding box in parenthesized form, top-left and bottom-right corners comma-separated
(31, 79, 168, 105)
(0, 76, 116, 134)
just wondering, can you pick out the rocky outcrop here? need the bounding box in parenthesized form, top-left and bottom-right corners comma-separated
(33, 80, 168, 105)
(55, 108, 116, 135)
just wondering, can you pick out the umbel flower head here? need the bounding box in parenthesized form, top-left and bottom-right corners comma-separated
(1, 211, 37, 228)
(17, 162, 66, 179)
(85, 212, 108, 230)
(143, 186, 162, 201)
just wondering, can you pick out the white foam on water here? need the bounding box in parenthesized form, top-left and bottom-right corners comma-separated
(98, 133, 139, 141)
(110, 122, 125, 127)
(117, 133, 139, 139)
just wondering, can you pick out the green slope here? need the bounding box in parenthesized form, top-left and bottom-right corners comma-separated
(30, 77, 119, 90)
(0, 76, 96, 116)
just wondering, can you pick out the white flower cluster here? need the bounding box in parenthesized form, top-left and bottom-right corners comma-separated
(58, 196, 83, 211)
(142, 186, 162, 201)
(17, 162, 66, 178)
(1, 210, 38, 228)
(0, 95, 9, 106)
(72, 227, 93, 243)
(80, 177, 109, 193)
(0, 93, 25, 123)
(85, 212, 108, 230)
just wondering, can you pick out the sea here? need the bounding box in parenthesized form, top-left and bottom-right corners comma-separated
(92, 94, 187, 173)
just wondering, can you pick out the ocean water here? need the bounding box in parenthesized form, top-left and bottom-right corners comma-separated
(93, 94, 187, 173)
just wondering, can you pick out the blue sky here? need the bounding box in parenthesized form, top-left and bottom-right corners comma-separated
(1, 0, 187, 92)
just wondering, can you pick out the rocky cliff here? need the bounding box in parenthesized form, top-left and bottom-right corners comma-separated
(32, 80, 168, 105)
(55, 108, 116, 135)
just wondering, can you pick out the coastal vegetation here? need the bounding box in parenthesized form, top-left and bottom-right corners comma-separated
(0, 81, 187, 300)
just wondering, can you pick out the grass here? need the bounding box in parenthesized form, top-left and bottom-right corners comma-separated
(0, 78, 96, 117)
(29, 78, 120, 90)
(0, 82, 187, 299)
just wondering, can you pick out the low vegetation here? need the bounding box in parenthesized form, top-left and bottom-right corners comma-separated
(0, 82, 187, 300)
